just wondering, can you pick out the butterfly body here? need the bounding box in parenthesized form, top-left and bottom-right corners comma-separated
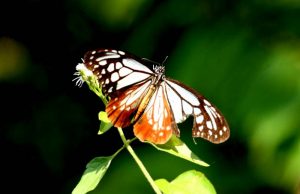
(82, 49, 230, 144)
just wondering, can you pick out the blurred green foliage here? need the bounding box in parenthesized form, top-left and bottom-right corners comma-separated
(0, 37, 29, 80)
(1, 0, 300, 194)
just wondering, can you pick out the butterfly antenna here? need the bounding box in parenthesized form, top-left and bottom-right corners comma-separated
(141, 58, 161, 66)
(142, 56, 169, 66)
(162, 56, 168, 65)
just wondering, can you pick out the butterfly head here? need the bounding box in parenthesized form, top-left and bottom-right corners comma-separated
(153, 65, 165, 73)
(153, 65, 165, 84)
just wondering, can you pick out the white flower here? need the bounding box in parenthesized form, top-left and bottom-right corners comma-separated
(76, 63, 93, 77)
(73, 63, 94, 87)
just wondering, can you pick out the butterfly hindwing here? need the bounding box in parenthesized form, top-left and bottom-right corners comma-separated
(165, 79, 230, 144)
(134, 85, 179, 144)
(106, 80, 152, 128)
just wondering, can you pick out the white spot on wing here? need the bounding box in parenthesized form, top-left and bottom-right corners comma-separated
(194, 108, 201, 115)
(116, 62, 122, 69)
(96, 54, 120, 61)
(111, 72, 119, 82)
(219, 130, 223, 136)
(122, 58, 153, 74)
(196, 115, 204, 124)
(198, 125, 203, 131)
(117, 72, 151, 90)
(206, 121, 213, 129)
(107, 63, 114, 72)
(204, 99, 211, 106)
(118, 51, 125, 55)
(99, 60, 107, 66)
(119, 67, 132, 77)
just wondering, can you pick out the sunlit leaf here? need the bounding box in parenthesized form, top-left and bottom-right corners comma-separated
(155, 170, 216, 194)
(98, 111, 113, 135)
(72, 156, 113, 194)
(148, 136, 209, 167)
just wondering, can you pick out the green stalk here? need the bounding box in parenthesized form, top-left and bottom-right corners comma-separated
(117, 127, 162, 194)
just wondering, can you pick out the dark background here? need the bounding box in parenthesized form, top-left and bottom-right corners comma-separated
(1, 0, 300, 193)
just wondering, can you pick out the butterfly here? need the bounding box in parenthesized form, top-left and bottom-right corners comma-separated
(80, 49, 230, 144)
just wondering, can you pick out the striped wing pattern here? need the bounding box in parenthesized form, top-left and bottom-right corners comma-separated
(106, 80, 151, 128)
(84, 49, 153, 95)
(134, 85, 179, 144)
(82, 49, 230, 144)
(164, 79, 230, 144)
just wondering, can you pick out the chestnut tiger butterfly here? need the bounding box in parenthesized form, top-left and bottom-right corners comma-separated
(80, 49, 230, 144)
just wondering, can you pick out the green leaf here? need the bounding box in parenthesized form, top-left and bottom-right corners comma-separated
(98, 111, 113, 135)
(149, 135, 209, 167)
(155, 170, 216, 194)
(72, 156, 113, 194)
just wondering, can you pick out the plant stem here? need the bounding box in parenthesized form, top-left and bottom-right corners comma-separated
(117, 127, 162, 194)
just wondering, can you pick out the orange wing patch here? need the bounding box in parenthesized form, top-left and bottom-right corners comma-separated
(133, 86, 179, 144)
(106, 81, 151, 128)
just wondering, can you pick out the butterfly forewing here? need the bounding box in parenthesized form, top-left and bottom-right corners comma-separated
(164, 79, 230, 144)
(83, 49, 154, 96)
